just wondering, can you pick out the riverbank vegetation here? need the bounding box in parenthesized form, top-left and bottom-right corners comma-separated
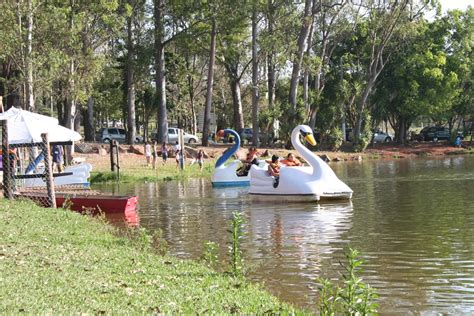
(0, 199, 298, 314)
(1, 2, 472, 151)
(90, 161, 213, 184)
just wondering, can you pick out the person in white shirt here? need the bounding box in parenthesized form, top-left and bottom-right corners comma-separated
(174, 141, 181, 168)
(144, 141, 152, 166)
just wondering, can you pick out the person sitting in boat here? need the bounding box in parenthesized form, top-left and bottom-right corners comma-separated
(238, 147, 258, 176)
(280, 152, 302, 167)
(267, 154, 281, 188)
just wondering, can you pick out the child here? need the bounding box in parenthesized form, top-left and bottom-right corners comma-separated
(161, 142, 169, 165)
(174, 141, 181, 169)
(191, 149, 205, 171)
(151, 141, 158, 169)
(144, 141, 152, 166)
(267, 154, 280, 188)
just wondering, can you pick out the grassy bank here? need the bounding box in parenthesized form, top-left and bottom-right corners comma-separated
(0, 199, 298, 313)
(90, 161, 214, 184)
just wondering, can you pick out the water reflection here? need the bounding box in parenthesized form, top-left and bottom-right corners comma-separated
(93, 156, 474, 314)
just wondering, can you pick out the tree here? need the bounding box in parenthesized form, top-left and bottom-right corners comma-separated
(289, 0, 316, 110)
(153, 0, 168, 143)
(251, 0, 260, 146)
(202, 16, 217, 147)
(351, 0, 410, 144)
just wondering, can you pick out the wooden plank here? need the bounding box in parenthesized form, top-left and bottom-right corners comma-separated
(13, 172, 73, 179)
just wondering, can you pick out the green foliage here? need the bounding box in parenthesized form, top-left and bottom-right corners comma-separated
(201, 241, 219, 269)
(327, 127, 344, 151)
(1, 0, 471, 148)
(317, 248, 378, 315)
(228, 212, 245, 277)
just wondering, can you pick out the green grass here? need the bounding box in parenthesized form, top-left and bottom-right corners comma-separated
(0, 199, 299, 314)
(91, 161, 214, 184)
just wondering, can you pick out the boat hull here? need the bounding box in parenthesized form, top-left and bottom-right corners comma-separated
(16, 192, 138, 214)
(55, 195, 138, 214)
(212, 180, 250, 187)
(249, 193, 320, 202)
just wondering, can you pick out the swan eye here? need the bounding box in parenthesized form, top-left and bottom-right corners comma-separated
(300, 130, 309, 137)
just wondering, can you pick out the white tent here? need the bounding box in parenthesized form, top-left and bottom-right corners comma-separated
(0, 107, 81, 144)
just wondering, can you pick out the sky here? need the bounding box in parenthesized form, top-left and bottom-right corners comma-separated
(439, 0, 473, 12)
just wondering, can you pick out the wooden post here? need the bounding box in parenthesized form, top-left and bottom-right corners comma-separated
(41, 133, 56, 208)
(1, 120, 13, 199)
(115, 140, 120, 180)
(110, 138, 115, 172)
(0, 96, 4, 113)
(179, 129, 185, 170)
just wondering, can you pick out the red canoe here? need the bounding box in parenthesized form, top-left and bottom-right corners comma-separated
(55, 195, 138, 214)
(16, 192, 138, 214)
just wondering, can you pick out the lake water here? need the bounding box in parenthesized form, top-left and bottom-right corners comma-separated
(94, 155, 474, 314)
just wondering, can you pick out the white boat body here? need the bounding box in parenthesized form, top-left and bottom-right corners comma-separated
(249, 125, 353, 201)
(212, 129, 266, 187)
(24, 163, 92, 187)
(211, 160, 250, 187)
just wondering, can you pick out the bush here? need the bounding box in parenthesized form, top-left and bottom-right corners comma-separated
(317, 248, 378, 314)
(328, 127, 344, 151)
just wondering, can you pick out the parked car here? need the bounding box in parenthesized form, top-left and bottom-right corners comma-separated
(417, 126, 450, 142)
(240, 128, 253, 141)
(154, 128, 199, 144)
(372, 131, 393, 143)
(97, 127, 143, 143)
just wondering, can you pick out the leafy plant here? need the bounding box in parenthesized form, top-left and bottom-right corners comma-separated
(201, 241, 219, 269)
(228, 212, 245, 277)
(317, 248, 378, 315)
(124, 227, 167, 254)
(328, 127, 344, 151)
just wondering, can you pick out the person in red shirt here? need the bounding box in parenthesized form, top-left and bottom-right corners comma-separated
(280, 153, 302, 167)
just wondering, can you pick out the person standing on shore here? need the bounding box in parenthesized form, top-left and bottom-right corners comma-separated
(151, 141, 158, 169)
(190, 149, 205, 171)
(161, 142, 169, 165)
(144, 141, 152, 167)
(52, 145, 64, 173)
(174, 141, 181, 169)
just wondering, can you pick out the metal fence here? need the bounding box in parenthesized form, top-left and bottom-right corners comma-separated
(1, 120, 57, 208)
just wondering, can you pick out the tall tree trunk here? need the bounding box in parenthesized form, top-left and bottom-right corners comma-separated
(126, 15, 136, 144)
(26, 0, 34, 111)
(84, 96, 95, 141)
(154, 0, 168, 143)
(186, 55, 197, 135)
(251, 3, 259, 146)
(354, 78, 375, 143)
(303, 21, 313, 115)
(289, 0, 313, 109)
(230, 77, 244, 132)
(65, 0, 76, 129)
(267, 0, 275, 110)
(202, 18, 217, 147)
(74, 105, 81, 131)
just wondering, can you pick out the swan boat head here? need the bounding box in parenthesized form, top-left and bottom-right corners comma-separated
(249, 124, 353, 201)
(294, 124, 317, 147)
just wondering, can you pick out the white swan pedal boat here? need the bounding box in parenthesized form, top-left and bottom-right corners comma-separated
(249, 125, 353, 202)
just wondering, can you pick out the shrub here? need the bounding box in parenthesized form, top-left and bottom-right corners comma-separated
(317, 248, 378, 315)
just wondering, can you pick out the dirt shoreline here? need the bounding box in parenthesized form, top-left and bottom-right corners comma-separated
(75, 141, 472, 172)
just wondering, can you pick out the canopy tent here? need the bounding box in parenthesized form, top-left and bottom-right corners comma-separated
(0, 107, 81, 144)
